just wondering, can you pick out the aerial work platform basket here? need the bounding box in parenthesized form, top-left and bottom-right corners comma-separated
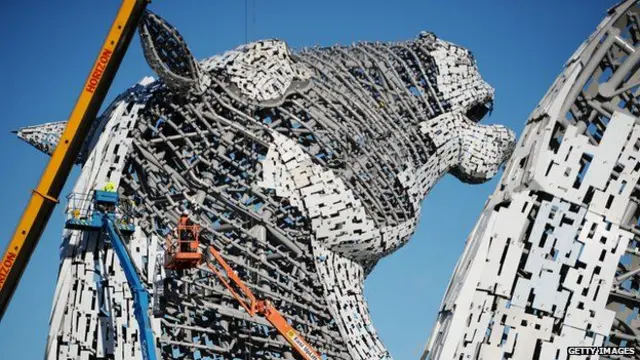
(61, 189, 156, 360)
(65, 191, 135, 233)
(164, 223, 202, 270)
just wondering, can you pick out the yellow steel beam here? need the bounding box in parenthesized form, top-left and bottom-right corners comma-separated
(0, 0, 149, 320)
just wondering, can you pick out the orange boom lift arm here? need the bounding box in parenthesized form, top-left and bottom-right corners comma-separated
(205, 246, 322, 360)
(0, 0, 150, 320)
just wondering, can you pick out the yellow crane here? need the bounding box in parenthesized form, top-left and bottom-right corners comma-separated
(0, 2, 323, 359)
(0, 0, 150, 318)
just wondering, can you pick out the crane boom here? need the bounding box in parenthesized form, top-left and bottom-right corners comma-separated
(258, 300, 322, 360)
(204, 246, 322, 360)
(103, 211, 157, 360)
(0, 0, 149, 320)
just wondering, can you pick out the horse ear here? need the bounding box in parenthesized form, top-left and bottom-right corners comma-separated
(138, 10, 208, 92)
(417, 31, 438, 50)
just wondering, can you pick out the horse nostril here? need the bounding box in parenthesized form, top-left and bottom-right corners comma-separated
(466, 102, 491, 122)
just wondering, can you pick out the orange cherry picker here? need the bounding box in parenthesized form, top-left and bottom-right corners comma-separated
(165, 219, 322, 360)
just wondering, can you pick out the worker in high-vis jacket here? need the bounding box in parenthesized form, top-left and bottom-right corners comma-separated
(177, 210, 194, 252)
(103, 181, 116, 192)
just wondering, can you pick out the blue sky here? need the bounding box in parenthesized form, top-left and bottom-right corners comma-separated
(0, 0, 616, 359)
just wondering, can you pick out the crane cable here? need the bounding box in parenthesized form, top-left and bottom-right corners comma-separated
(244, 0, 257, 43)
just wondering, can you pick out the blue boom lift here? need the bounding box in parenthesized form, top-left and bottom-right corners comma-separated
(65, 190, 157, 360)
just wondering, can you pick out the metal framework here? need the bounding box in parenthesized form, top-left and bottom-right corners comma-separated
(424, 1, 640, 359)
(16, 9, 516, 360)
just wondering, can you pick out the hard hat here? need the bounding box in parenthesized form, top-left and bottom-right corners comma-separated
(182, 209, 190, 216)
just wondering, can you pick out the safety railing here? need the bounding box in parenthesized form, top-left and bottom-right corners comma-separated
(65, 191, 136, 232)
(166, 224, 201, 253)
(65, 192, 95, 222)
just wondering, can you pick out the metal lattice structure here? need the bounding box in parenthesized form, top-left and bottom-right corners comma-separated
(17, 9, 517, 360)
(423, 1, 640, 359)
